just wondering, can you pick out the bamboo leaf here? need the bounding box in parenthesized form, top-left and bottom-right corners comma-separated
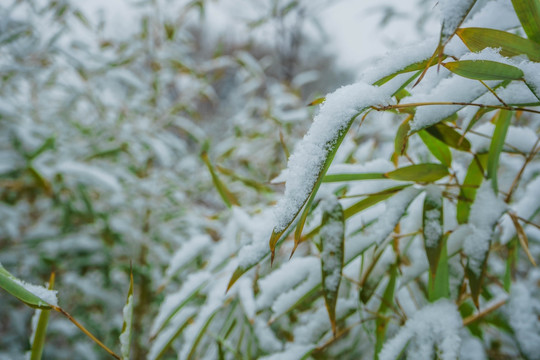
(443, 60, 524, 81)
(0, 263, 57, 310)
(375, 266, 397, 360)
(512, 0, 540, 44)
(423, 186, 444, 278)
(457, 154, 487, 224)
(384, 163, 449, 182)
(487, 110, 512, 192)
(418, 130, 452, 167)
(148, 308, 197, 360)
(29, 273, 55, 360)
(503, 239, 518, 292)
(343, 186, 410, 219)
(456, 27, 540, 62)
(120, 271, 134, 360)
(394, 116, 411, 158)
(426, 122, 471, 151)
(428, 235, 450, 302)
(320, 196, 345, 336)
(373, 57, 445, 86)
(323, 172, 386, 182)
(269, 105, 372, 261)
(308, 97, 325, 106)
(201, 150, 239, 208)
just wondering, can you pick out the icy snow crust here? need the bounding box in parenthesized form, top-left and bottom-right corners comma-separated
(273, 82, 391, 232)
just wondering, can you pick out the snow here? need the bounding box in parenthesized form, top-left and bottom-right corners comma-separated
(120, 294, 133, 360)
(345, 186, 422, 263)
(320, 195, 344, 293)
(237, 277, 256, 320)
(10, 276, 58, 308)
(55, 161, 121, 192)
(163, 234, 212, 284)
(409, 75, 499, 131)
(147, 307, 197, 360)
(438, 0, 476, 38)
(254, 318, 283, 353)
(462, 0, 519, 31)
(256, 256, 321, 321)
(258, 344, 313, 360)
(150, 272, 211, 338)
(507, 283, 540, 360)
(501, 176, 540, 244)
(273, 82, 391, 233)
(520, 61, 540, 98)
(423, 185, 443, 248)
(360, 38, 438, 85)
(379, 300, 462, 360)
(463, 182, 507, 275)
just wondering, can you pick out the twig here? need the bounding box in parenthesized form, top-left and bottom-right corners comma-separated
(462, 299, 507, 326)
(52, 306, 121, 359)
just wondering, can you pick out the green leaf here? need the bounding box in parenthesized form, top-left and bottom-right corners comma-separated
(375, 266, 397, 359)
(186, 310, 220, 360)
(120, 272, 134, 360)
(418, 130, 452, 167)
(201, 150, 239, 208)
(385, 163, 449, 182)
(443, 60, 524, 81)
(343, 186, 410, 219)
(148, 308, 197, 360)
(323, 172, 386, 182)
(373, 57, 445, 86)
(428, 235, 450, 302)
(504, 239, 518, 292)
(457, 154, 487, 224)
(29, 273, 55, 360)
(487, 110, 512, 192)
(423, 186, 444, 278)
(456, 27, 540, 62)
(320, 197, 345, 336)
(394, 116, 411, 157)
(425, 122, 471, 152)
(0, 263, 56, 310)
(512, 0, 540, 44)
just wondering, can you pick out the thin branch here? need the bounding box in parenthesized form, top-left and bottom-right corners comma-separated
(53, 306, 121, 360)
(505, 138, 540, 202)
(462, 299, 507, 326)
(372, 102, 540, 115)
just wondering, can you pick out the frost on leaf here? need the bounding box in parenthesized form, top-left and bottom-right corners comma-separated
(319, 195, 344, 335)
(120, 295, 133, 360)
(379, 300, 462, 360)
(423, 185, 444, 277)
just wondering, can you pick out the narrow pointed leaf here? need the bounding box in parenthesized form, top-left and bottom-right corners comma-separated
(29, 273, 55, 360)
(319, 196, 345, 336)
(323, 172, 386, 182)
(428, 235, 450, 302)
(457, 154, 487, 224)
(308, 97, 325, 106)
(423, 186, 444, 277)
(504, 240, 518, 292)
(443, 60, 524, 80)
(0, 263, 57, 309)
(418, 130, 452, 167)
(343, 186, 410, 219)
(201, 151, 239, 208)
(394, 116, 411, 157)
(375, 266, 397, 359)
(385, 163, 449, 182)
(487, 110, 512, 192)
(373, 57, 445, 86)
(426, 122, 471, 151)
(512, 0, 540, 44)
(456, 27, 540, 62)
(120, 271, 134, 360)
(148, 307, 197, 360)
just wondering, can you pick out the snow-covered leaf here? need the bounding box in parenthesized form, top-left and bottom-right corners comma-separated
(319, 196, 344, 336)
